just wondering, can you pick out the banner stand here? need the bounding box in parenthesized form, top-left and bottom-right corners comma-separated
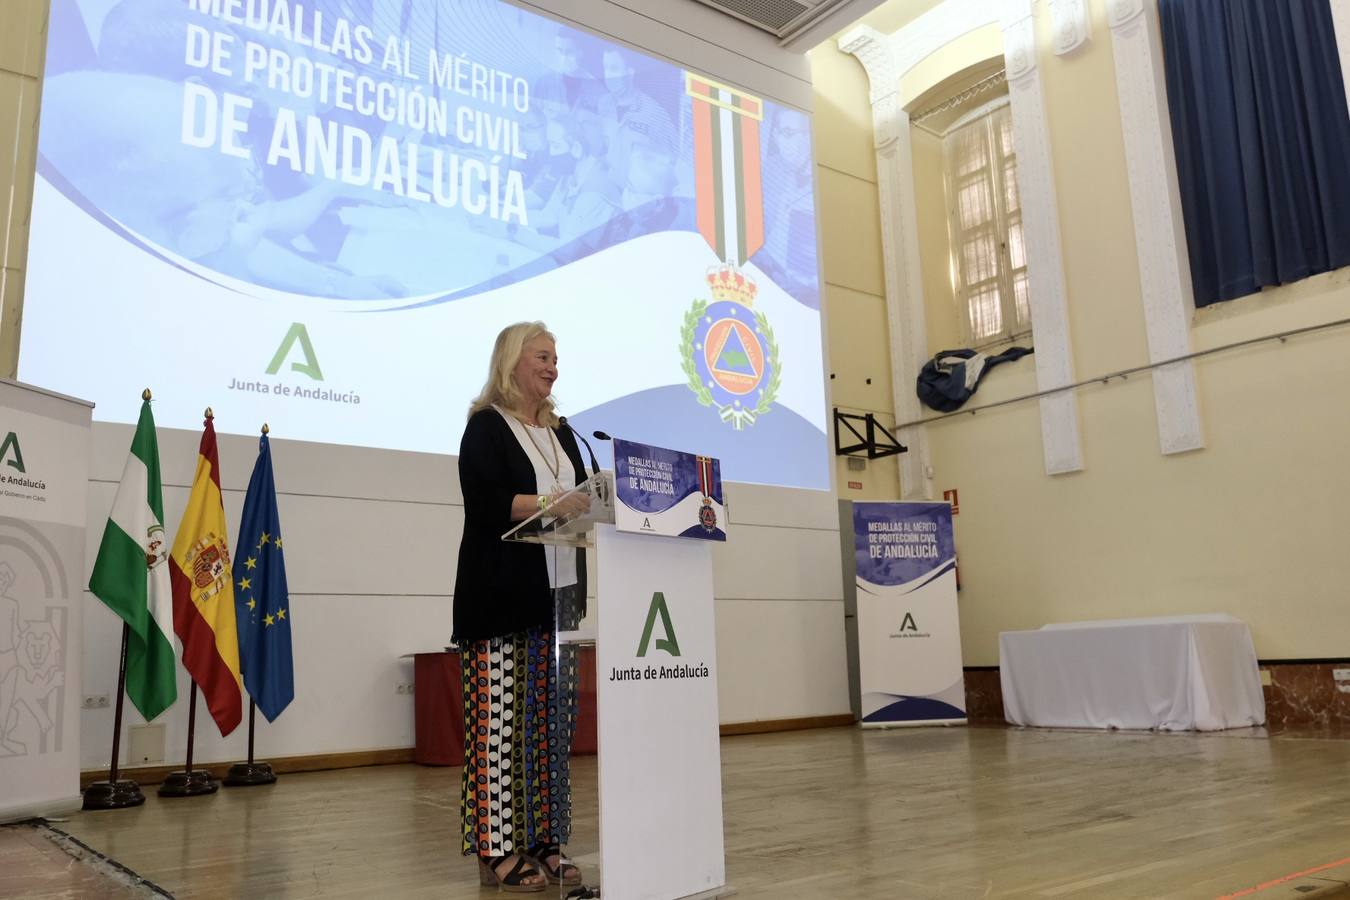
(840, 500, 967, 728)
(0, 381, 93, 824)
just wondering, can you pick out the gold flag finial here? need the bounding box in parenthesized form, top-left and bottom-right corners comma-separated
(142, 388, 152, 401)
(204, 407, 214, 420)
(261, 423, 270, 435)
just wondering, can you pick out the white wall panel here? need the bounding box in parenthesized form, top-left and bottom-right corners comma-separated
(715, 599, 851, 723)
(91, 424, 461, 506)
(711, 524, 843, 601)
(80, 593, 445, 769)
(724, 480, 840, 530)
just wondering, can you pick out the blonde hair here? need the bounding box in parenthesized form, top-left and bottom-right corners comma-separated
(468, 321, 561, 426)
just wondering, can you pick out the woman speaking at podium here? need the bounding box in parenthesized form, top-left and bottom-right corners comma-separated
(453, 321, 589, 892)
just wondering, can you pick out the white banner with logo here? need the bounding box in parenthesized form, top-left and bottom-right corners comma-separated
(595, 524, 726, 899)
(852, 501, 966, 727)
(0, 381, 92, 822)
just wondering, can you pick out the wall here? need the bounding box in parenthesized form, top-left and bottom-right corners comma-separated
(2, 0, 852, 770)
(807, 40, 901, 500)
(814, 0, 1350, 667)
(0, 0, 42, 378)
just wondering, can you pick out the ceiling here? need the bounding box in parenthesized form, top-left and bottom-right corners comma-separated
(689, 0, 892, 47)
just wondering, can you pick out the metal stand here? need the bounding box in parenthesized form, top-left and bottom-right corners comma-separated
(82, 623, 146, 810)
(224, 701, 277, 786)
(158, 683, 220, 797)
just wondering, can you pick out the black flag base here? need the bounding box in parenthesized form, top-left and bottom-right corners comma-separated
(223, 761, 277, 786)
(82, 779, 146, 810)
(157, 769, 220, 797)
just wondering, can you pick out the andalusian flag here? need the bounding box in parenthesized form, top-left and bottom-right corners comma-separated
(234, 432, 294, 722)
(170, 414, 242, 736)
(88, 398, 177, 721)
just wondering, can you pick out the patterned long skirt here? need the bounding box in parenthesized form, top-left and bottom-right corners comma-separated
(459, 605, 578, 857)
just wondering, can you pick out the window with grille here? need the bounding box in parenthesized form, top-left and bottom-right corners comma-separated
(942, 100, 1029, 347)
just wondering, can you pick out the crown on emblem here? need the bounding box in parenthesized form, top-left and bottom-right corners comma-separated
(706, 264, 758, 306)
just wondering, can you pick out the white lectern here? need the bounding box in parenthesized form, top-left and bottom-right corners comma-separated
(505, 466, 731, 900)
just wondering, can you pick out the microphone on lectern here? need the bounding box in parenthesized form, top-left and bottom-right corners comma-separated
(558, 416, 601, 477)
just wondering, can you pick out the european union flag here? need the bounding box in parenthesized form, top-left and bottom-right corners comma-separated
(234, 432, 293, 722)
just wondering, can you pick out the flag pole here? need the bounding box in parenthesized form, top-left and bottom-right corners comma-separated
(226, 422, 278, 787)
(159, 681, 219, 796)
(82, 622, 146, 809)
(186, 683, 197, 770)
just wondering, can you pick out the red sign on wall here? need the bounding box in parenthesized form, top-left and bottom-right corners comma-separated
(943, 488, 959, 514)
(848, 481, 863, 490)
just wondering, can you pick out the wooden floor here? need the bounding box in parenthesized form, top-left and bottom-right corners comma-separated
(35, 725, 1350, 899)
(0, 822, 148, 898)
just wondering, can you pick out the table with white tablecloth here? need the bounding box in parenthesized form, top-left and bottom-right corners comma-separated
(998, 614, 1266, 731)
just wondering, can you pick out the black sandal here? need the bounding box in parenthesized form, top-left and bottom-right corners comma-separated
(525, 842, 582, 886)
(478, 854, 546, 893)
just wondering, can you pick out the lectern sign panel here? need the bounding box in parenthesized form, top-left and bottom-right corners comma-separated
(595, 525, 724, 899)
(612, 438, 725, 541)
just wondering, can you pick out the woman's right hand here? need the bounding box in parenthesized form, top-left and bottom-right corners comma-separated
(548, 489, 592, 518)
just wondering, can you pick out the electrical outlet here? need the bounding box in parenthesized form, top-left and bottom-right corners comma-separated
(395, 681, 414, 695)
(82, 694, 110, 709)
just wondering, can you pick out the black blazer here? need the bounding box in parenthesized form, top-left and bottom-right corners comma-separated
(452, 408, 588, 643)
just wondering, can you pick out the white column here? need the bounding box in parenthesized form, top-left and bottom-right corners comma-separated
(1000, 0, 1084, 474)
(1107, 0, 1205, 455)
(1048, 0, 1091, 55)
(839, 27, 935, 500)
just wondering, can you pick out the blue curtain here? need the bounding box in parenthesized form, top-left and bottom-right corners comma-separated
(1159, 0, 1350, 307)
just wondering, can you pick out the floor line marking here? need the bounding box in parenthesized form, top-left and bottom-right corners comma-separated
(1216, 855, 1350, 899)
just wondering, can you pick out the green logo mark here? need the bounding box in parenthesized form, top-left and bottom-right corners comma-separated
(0, 432, 26, 473)
(636, 591, 681, 658)
(266, 323, 324, 380)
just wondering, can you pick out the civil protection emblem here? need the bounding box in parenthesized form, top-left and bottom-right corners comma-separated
(699, 498, 718, 532)
(683, 268, 780, 429)
(684, 74, 780, 429)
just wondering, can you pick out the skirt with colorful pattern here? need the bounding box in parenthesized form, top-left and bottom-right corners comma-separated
(459, 591, 579, 857)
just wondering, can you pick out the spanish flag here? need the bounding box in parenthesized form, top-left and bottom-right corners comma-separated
(170, 412, 242, 736)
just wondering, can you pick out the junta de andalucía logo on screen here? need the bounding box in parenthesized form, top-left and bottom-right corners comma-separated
(228, 322, 362, 406)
